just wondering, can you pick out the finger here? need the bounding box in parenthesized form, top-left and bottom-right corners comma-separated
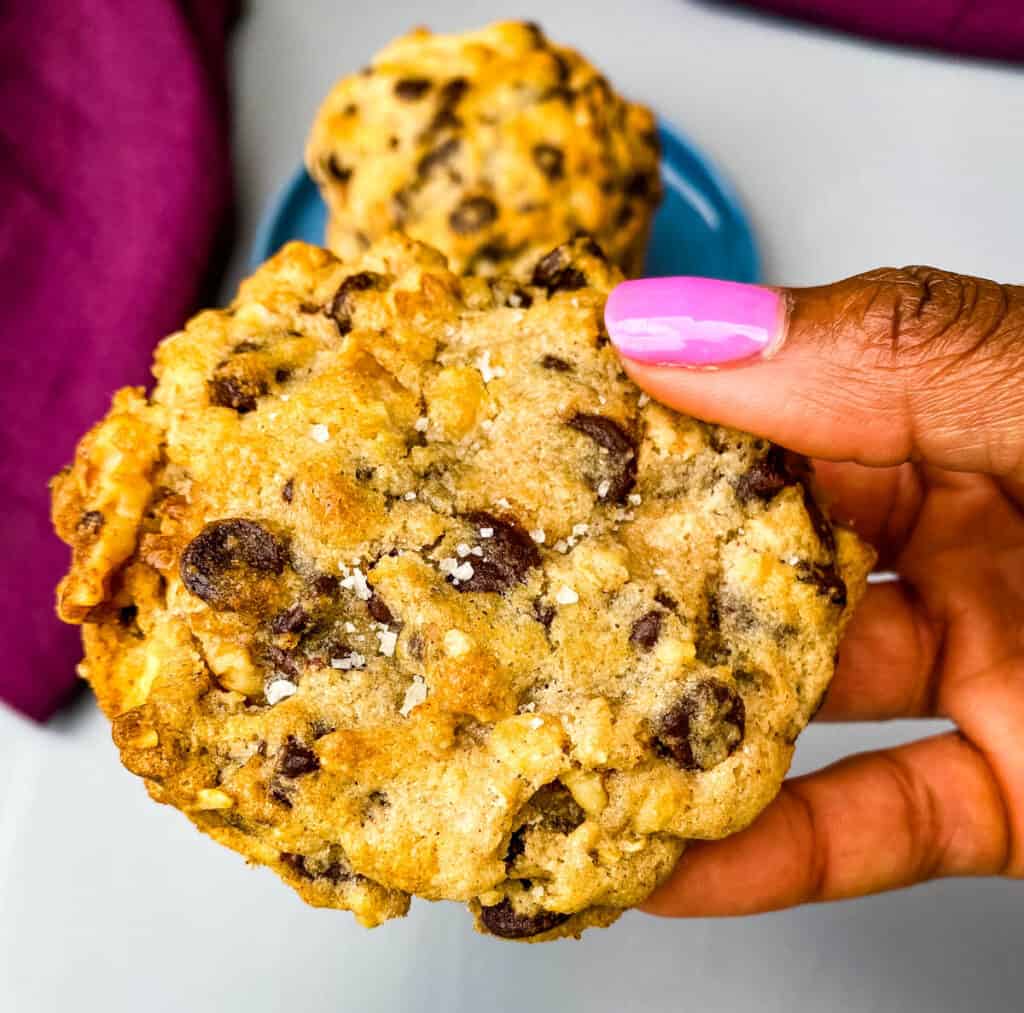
(641, 732, 1011, 918)
(810, 460, 922, 568)
(606, 269, 1024, 477)
(816, 580, 941, 721)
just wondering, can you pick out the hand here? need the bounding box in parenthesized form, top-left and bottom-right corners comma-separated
(604, 267, 1024, 915)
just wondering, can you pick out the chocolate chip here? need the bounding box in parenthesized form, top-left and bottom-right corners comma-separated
(366, 593, 394, 625)
(455, 512, 541, 593)
(180, 519, 286, 610)
(208, 374, 267, 414)
(533, 598, 556, 629)
(77, 510, 104, 537)
(654, 679, 746, 771)
(265, 644, 299, 677)
(630, 610, 664, 651)
(625, 171, 654, 198)
(521, 20, 547, 47)
(320, 861, 353, 884)
(795, 561, 847, 607)
(313, 574, 339, 596)
(324, 154, 352, 183)
(531, 781, 585, 834)
(232, 340, 262, 354)
(279, 852, 310, 876)
(118, 604, 138, 627)
(480, 899, 570, 939)
(733, 445, 792, 504)
(428, 77, 468, 131)
(394, 77, 431, 100)
(274, 368, 291, 384)
(531, 246, 587, 295)
(329, 271, 386, 336)
(540, 354, 571, 372)
(567, 413, 637, 503)
(355, 466, 376, 482)
(505, 828, 527, 869)
(799, 482, 836, 554)
(407, 632, 425, 661)
(532, 143, 565, 181)
(281, 479, 294, 503)
(654, 591, 678, 611)
(277, 736, 320, 777)
(449, 196, 498, 235)
(270, 785, 293, 809)
(416, 137, 460, 178)
(298, 302, 320, 314)
(271, 605, 309, 635)
(506, 287, 533, 309)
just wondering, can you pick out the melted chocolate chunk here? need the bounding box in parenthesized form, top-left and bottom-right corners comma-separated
(532, 143, 565, 181)
(480, 899, 570, 939)
(540, 354, 572, 372)
(799, 483, 836, 554)
(449, 196, 498, 235)
(625, 171, 654, 198)
(277, 736, 320, 777)
(567, 413, 637, 503)
(269, 785, 293, 809)
(531, 781, 585, 834)
(429, 77, 468, 131)
(118, 604, 138, 627)
(654, 590, 678, 611)
(416, 137, 460, 178)
(264, 644, 299, 677)
(504, 828, 527, 869)
(366, 593, 394, 625)
(77, 510, 104, 537)
(270, 605, 309, 635)
(654, 679, 746, 771)
(279, 852, 310, 876)
(630, 610, 664, 651)
(281, 479, 294, 503)
(329, 271, 387, 336)
(394, 77, 431, 100)
(455, 512, 541, 593)
(320, 861, 354, 884)
(505, 287, 533, 309)
(180, 519, 285, 610)
(208, 374, 267, 414)
(531, 246, 586, 295)
(355, 466, 375, 482)
(312, 574, 339, 596)
(734, 445, 792, 504)
(325, 154, 352, 183)
(795, 561, 847, 607)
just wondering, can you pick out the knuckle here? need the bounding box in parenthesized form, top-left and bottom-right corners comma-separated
(856, 266, 1018, 364)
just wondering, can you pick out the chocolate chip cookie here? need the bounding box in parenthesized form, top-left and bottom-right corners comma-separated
(306, 20, 662, 278)
(52, 234, 874, 941)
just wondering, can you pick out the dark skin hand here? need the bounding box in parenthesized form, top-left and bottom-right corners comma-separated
(617, 267, 1024, 915)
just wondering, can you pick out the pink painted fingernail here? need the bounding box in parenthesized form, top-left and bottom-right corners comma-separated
(604, 277, 787, 367)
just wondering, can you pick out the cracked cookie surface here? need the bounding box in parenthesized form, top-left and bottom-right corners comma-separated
(306, 20, 662, 278)
(52, 234, 874, 941)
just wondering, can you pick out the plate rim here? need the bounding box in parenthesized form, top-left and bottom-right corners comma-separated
(249, 120, 760, 282)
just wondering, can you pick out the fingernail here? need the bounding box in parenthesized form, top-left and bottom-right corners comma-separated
(604, 277, 786, 367)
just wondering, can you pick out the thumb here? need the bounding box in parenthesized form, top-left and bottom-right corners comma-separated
(605, 268, 1024, 476)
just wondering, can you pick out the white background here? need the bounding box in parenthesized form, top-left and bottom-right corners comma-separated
(3, 2, 1022, 1010)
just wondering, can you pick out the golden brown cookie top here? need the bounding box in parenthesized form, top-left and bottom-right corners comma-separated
(306, 20, 662, 277)
(53, 235, 873, 940)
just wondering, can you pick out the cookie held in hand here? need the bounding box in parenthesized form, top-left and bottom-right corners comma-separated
(52, 234, 873, 940)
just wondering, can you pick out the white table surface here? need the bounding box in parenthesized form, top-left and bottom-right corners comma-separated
(3, 2, 1022, 1011)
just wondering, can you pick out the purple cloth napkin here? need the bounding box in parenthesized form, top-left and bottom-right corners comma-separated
(0, 1, 239, 721)
(730, 0, 1024, 62)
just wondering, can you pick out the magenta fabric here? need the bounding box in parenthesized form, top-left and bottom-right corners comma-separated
(0, 1, 239, 721)
(732, 1, 1024, 62)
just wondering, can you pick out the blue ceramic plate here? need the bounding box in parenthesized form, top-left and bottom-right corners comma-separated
(251, 123, 759, 282)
